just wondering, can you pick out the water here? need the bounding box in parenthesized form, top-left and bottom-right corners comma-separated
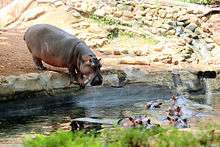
(0, 83, 172, 143)
(0, 77, 220, 143)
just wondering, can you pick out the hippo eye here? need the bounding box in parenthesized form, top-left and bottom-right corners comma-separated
(91, 62, 95, 67)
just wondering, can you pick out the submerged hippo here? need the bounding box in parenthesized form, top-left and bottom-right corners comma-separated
(23, 24, 103, 88)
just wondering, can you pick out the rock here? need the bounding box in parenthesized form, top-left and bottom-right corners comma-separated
(213, 32, 220, 45)
(182, 54, 191, 60)
(113, 50, 122, 55)
(152, 44, 164, 52)
(143, 20, 153, 26)
(168, 21, 177, 26)
(176, 39, 186, 46)
(186, 9, 193, 14)
(123, 11, 134, 18)
(119, 59, 150, 65)
(53, 1, 63, 7)
(102, 74, 119, 87)
(73, 1, 96, 14)
(153, 57, 159, 62)
(153, 21, 162, 28)
(72, 21, 90, 29)
(98, 49, 112, 55)
(158, 9, 166, 18)
(134, 9, 142, 19)
(36, 0, 51, 3)
(194, 27, 203, 35)
(207, 43, 215, 51)
(94, 7, 106, 17)
(173, 13, 180, 20)
(113, 11, 123, 17)
(133, 50, 143, 56)
(173, 60, 179, 65)
(184, 29, 198, 39)
(201, 24, 211, 33)
(166, 13, 173, 19)
(147, 9, 155, 17)
(185, 79, 204, 92)
(193, 10, 203, 14)
(121, 49, 129, 54)
(0, 71, 71, 96)
(22, 7, 46, 21)
(72, 11, 81, 18)
(160, 24, 172, 30)
(87, 38, 107, 48)
(0, 0, 34, 27)
(205, 38, 214, 43)
(162, 55, 173, 64)
(183, 37, 192, 44)
(175, 26, 184, 36)
(150, 27, 158, 34)
(158, 28, 167, 34)
(87, 24, 105, 34)
(185, 23, 197, 32)
(166, 29, 175, 36)
(176, 21, 184, 26)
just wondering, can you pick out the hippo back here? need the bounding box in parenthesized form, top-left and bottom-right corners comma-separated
(24, 24, 95, 67)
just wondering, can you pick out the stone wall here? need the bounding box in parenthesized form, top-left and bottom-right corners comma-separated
(65, 0, 219, 63)
(1, 67, 220, 102)
(0, 68, 175, 101)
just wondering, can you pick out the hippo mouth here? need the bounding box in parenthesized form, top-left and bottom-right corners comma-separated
(83, 71, 103, 86)
(90, 71, 103, 86)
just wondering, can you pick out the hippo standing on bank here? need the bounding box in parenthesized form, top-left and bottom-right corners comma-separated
(23, 24, 103, 88)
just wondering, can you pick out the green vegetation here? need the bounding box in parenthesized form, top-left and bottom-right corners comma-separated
(178, 0, 213, 5)
(24, 126, 220, 147)
(89, 13, 158, 44)
(89, 14, 122, 26)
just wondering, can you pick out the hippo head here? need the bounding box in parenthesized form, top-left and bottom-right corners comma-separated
(80, 55, 103, 86)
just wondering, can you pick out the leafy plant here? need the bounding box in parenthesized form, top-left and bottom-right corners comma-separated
(24, 126, 220, 147)
(178, 0, 213, 5)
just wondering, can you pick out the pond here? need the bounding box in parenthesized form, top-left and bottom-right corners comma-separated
(0, 75, 220, 143)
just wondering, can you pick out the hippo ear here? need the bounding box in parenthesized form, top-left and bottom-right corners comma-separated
(82, 55, 91, 61)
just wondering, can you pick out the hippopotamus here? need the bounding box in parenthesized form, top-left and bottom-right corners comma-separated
(23, 24, 103, 88)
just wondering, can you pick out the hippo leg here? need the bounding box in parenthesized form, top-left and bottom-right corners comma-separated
(68, 66, 77, 84)
(76, 72, 85, 89)
(33, 57, 47, 71)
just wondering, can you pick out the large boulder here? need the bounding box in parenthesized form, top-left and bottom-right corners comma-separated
(0, 0, 34, 27)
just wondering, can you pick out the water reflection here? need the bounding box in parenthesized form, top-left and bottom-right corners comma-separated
(0, 84, 172, 143)
(0, 79, 219, 143)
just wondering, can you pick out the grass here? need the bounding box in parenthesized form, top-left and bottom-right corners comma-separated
(178, 0, 213, 4)
(89, 14, 122, 26)
(24, 126, 220, 147)
(89, 13, 158, 43)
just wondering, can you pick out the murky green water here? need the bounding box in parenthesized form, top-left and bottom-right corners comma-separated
(0, 80, 219, 143)
(0, 84, 172, 143)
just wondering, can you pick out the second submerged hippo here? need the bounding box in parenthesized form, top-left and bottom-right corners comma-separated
(23, 24, 103, 88)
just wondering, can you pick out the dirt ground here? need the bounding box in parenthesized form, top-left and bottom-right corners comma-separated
(0, 29, 37, 76)
(0, 28, 173, 76)
(0, 28, 215, 76)
(1, 3, 219, 76)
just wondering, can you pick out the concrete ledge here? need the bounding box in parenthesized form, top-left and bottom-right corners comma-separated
(2, 67, 219, 102)
(0, 68, 175, 101)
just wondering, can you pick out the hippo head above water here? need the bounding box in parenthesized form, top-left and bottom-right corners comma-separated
(80, 56, 103, 86)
